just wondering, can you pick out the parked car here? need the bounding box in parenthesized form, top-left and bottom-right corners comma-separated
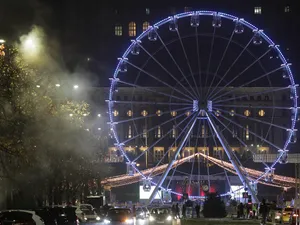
(0, 210, 44, 225)
(34, 208, 57, 225)
(75, 204, 100, 222)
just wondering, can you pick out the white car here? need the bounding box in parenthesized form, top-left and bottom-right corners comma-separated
(0, 210, 44, 225)
(75, 204, 100, 222)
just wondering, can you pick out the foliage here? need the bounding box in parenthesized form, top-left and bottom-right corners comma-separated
(202, 193, 227, 218)
(0, 46, 108, 208)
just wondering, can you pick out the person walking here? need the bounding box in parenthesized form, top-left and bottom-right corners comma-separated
(176, 203, 180, 218)
(252, 203, 257, 219)
(259, 199, 269, 225)
(195, 204, 200, 218)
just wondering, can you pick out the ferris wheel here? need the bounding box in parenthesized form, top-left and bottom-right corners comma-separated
(108, 11, 298, 204)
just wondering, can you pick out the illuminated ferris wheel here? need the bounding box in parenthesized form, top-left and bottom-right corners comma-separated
(108, 11, 298, 204)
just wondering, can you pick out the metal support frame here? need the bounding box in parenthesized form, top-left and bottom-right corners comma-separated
(206, 112, 259, 203)
(147, 113, 199, 205)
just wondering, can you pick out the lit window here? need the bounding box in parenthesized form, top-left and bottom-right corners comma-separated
(245, 125, 250, 140)
(115, 24, 122, 36)
(143, 21, 150, 32)
(230, 110, 235, 116)
(128, 125, 132, 138)
(156, 126, 162, 138)
(171, 111, 177, 117)
(186, 111, 191, 117)
(127, 110, 133, 117)
(254, 6, 262, 14)
(146, 8, 150, 15)
(244, 110, 251, 117)
(184, 7, 192, 12)
(171, 125, 177, 138)
(258, 109, 265, 117)
(201, 125, 207, 138)
(215, 110, 221, 116)
(154, 147, 164, 160)
(142, 126, 148, 138)
(284, 6, 290, 13)
(113, 110, 119, 116)
(129, 22, 136, 37)
(141, 110, 148, 117)
(156, 110, 163, 116)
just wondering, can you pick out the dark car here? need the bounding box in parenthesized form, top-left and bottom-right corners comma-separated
(34, 208, 57, 225)
(48, 206, 79, 225)
(0, 210, 44, 225)
(104, 208, 133, 224)
(149, 208, 173, 225)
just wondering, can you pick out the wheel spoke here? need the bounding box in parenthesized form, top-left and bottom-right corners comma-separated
(210, 47, 273, 100)
(206, 29, 235, 100)
(112, 100, 192, 106)
(176, 29, 200, 98)
(124, 59, 195, 100)
(137, 43, 198, 100)
(211, 112, 269, 168)
(114, 107, 191, 125)
(195, 27, 203, 100)
(204, 27, 216, 91)
(214, 107, 291, 130)
(121, 110, 190, 144)
(114, 78, 192, 103)
(214, 104, 291, 110)
(208, 37, 254, 99)
(214, 86, 291, 104)
(155, 30, 198, 99)
(212, 110, 282, 150)
(133, 110, 195, 162)
(212, 66, 283, 102)
(147, 114, 196, 178)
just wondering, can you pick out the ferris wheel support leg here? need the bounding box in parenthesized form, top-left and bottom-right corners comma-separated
(206, 112, 259, 204)
(147, 114, 199, 205)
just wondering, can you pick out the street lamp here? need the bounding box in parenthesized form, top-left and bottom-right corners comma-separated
(73, 85, 79, 89)
(0, 39, 5, 44)
(55, 84, 60, 87)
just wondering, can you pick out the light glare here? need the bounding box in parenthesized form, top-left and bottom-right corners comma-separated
(73, 85, 79, 89)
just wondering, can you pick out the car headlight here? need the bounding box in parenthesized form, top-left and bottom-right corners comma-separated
(140, 212, 144, 216)
(166, 215, 172, 221)
(149, 216, 155, 221)
(84, 217, 88, 221)
(104, 219, 111, 224)
(96, 216, 101, 221)
(125, 218, 133, 223)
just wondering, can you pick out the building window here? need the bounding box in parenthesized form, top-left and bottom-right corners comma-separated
(244, 110, 251, 117)
(143, 21, 150, 32)
(141, 110, 148, 117)
(146, 8, 150, 15)
(128, 22, 136, 37)
(171, 125, 177, 138)
(284, 6, 290, 12)
(171, 111, 177, 117)
(142, 126, 148, 138)
(258, 109, 265, 117)
(245, 125, 250, 140)
(115, 24, 122, 36)
(230, 110, 235, 116)
(156, 109, 163, 116)
(184, 7, 192, 12)
(113, 110, 119, 117)
(154, 147, 164, 160)
(127, 110, 133, 117)
(254, 6, 262, 14)
(128, 125, 132, 138)
(156, 126, 162, 138)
